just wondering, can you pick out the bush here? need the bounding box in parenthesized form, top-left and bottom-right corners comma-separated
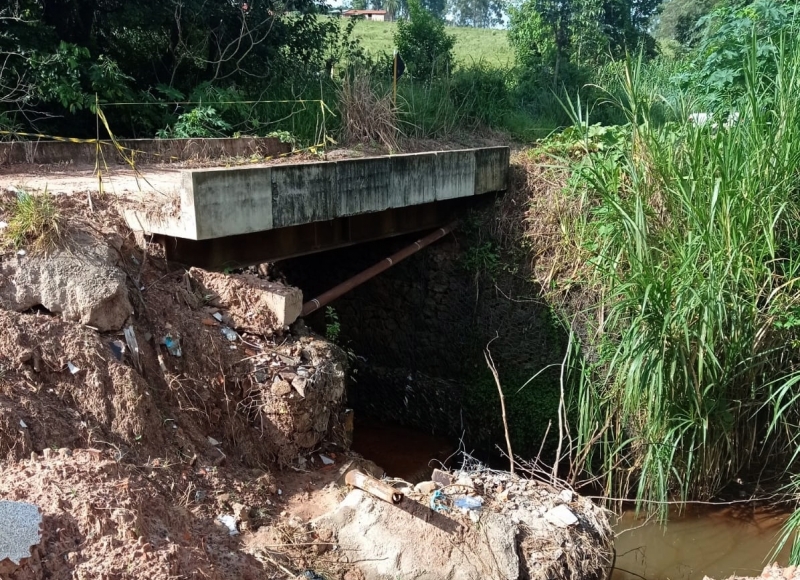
(394, 0, 455, 80)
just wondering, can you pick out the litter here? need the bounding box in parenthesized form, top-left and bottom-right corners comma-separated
(163, 335, 182, 357)
(208, 437, 221, 446)
(430, 489, 449, 513)
(545, 504, 579, 528)
(217, 514, 238, 536)
(124, 326, 141, 369)
(319, 454, 334, 466)
(109, 340, 125, 361)
(67, 362, 80, 375)
(19, 420, 27, 429)
(303, 571, 325, 580)
(454, 496, 483, 511)
(220, 326, 238, 341)
(212, 312, 223, 322)
(0, 221, 7, 230)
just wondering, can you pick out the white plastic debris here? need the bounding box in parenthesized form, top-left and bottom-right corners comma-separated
(212, 312, 223, 322)
(217, 514, 239, 536)
(67, 362, 80, 375)
(319, 454, 334, 466)
(124, 325, 140, 369)
(220, 326, 238, 341)
(207, 437, 221, 446)
(545, 504, 579, 528)
(0, 221, 7, 230)
(18, 420, 26, 429)
(16, 249, 26, 256)
(559, 489, 574, 503)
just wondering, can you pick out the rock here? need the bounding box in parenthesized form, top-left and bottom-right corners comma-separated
(232, 503, 250, 529)
(455, 475, 475, 489)
(292, 376, 308, 397)
(0, 501, 42, 570)
(544, 504, 579, 528)
(431, 468, 453, 487)
(315, 490, 519, 580)
(271, 379, 292, 396)
(413, 481, 437, 494)
(0, 232, 132, 331)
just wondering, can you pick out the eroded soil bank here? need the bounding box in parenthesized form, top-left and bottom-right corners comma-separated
(0, 186, 612, 580)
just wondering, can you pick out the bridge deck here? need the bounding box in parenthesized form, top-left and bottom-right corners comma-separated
(123, 147, 510, 242)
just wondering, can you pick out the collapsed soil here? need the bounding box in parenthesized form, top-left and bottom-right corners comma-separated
(0, 193, 353, 579)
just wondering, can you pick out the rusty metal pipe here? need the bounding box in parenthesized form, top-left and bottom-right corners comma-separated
(345, 469, 404, 504)
(301, 223, 455, 317)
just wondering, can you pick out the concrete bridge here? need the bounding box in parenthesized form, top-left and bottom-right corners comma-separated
(124, 147, 510, 270)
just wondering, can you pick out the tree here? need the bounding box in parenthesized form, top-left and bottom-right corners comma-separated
(448, 0, 506, 27)
(508, 0, 658, 86)
(654, 0, 719, 44)
(0, 0, 346, 135)
(394, 0, 455, 79)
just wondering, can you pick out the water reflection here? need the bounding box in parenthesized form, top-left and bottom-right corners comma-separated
(612, 505, 790, 580)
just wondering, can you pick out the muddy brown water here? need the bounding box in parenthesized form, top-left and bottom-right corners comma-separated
(612, 505, 790, 580)
(350, 417, 455, 483)
(351, 419, 793, 580)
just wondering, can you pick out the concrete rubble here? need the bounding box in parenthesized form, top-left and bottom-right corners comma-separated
(0, 231, 132, 332)
(312, 466, 614, 580)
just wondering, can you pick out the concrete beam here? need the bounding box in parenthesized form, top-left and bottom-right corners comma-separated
(159, 195, 492, 270)
(126, 147, 510, 242)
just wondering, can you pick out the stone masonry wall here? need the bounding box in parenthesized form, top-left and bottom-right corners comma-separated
(279, 206, 568, 457)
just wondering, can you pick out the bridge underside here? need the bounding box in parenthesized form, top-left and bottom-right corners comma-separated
(158, 195, 487, 270)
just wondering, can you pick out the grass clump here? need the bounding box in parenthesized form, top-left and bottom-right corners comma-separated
(3, 189, 62, 252)
(548, 32, 800, 517)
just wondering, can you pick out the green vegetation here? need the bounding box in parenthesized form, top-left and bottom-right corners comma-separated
(2, 189, 62, 252)
(10, 0, 800, 557)
(514, 0, 800, 553)
(349, 19, 513, 67)
(396, 0, 456, 78)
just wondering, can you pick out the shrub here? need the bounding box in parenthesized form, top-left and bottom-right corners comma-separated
(394, 0, 455, 80)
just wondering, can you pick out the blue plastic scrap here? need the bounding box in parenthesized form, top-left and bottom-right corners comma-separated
(430, 489, 449, 513)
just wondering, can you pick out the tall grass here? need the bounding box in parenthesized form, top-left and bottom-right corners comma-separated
(566, 36, 800, 516)
(2, 189, 62, 252)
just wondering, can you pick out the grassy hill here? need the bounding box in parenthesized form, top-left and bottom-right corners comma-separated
(349, 19, 513, 68)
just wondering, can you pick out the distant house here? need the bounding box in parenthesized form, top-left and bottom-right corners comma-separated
(342, 9, 389, 21)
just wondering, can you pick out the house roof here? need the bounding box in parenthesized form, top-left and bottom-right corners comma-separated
(343, 9, 388, 14)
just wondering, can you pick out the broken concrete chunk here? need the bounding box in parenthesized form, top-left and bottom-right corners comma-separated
(414, 480, 437, 495)
(0, 501, 42, 566)
(188, 268, 303, 330)
(0, 232, 132, 332)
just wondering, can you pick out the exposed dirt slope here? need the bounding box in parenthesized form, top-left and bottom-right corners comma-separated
(0, 192, 349, 579)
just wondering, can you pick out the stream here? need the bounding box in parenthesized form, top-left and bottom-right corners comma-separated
(352, 418, 792, 580)
(612, 505, 790, 580)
